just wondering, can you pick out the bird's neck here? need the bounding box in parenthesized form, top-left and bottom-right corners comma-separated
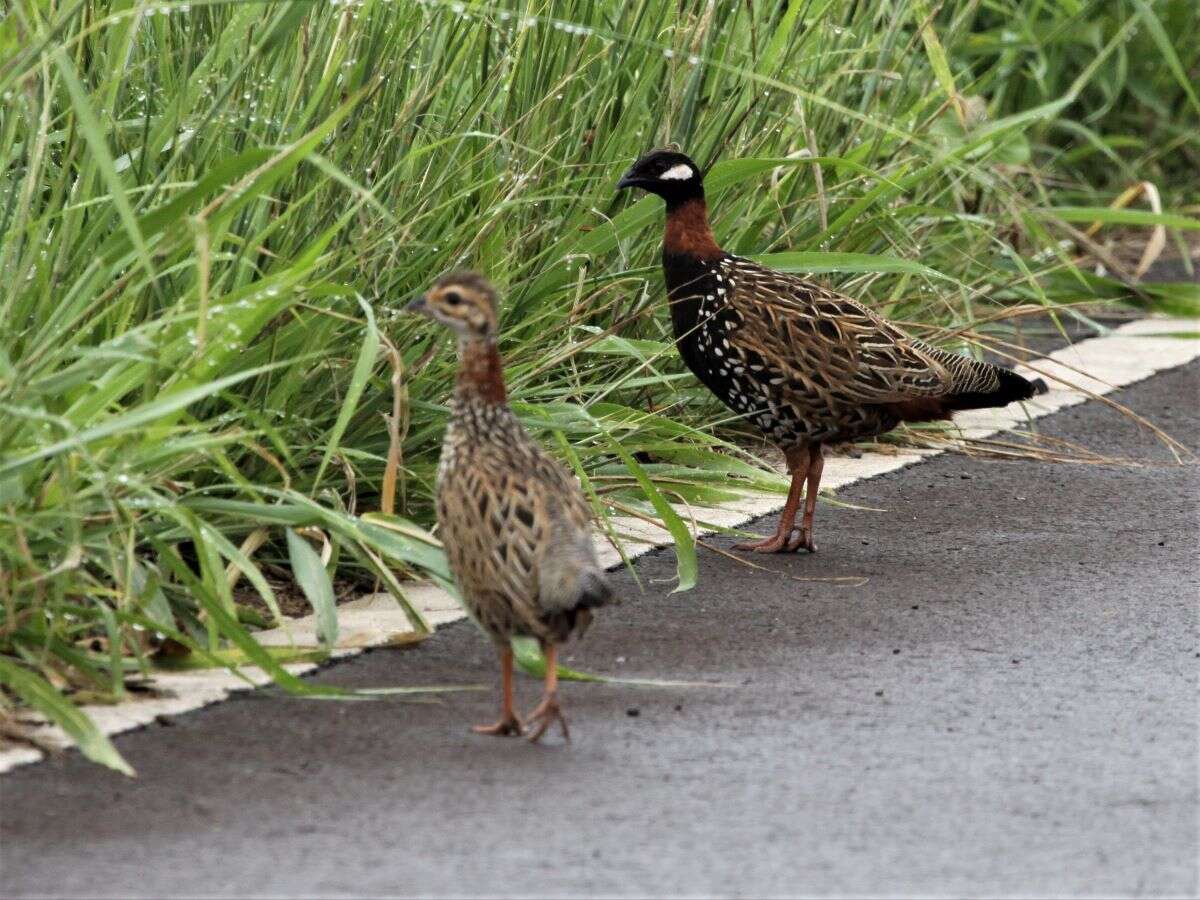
(455, 336, 507, 405)
(664, 194, 722, 260)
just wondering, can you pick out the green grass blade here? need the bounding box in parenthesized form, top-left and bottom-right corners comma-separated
(0, 657, 135, 776)
(286, 528, 340, 648)
(607, 438, 698, 593)
(315, 296, 380, 488)
(511, 636, 606, 683)
(0, 361, 289, 477)
(1036, 207, 1200, 231)
(757, 251, 953, 280)
(1131, 0, 1200, 118)
(50, 48, 155, 281)
(510, 636, 721, 687)
(911, 0, 963, 127)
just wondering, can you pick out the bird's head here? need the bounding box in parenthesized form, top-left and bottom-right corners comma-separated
(406, 270, 499, 340)
(616, 148, 704, 206)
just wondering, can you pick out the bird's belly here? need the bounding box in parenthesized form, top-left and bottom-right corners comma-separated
(436, 472, 541, 644)
(679, 336, 896, 447)
(675, 327, 810, 443)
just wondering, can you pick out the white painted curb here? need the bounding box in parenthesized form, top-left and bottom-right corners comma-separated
(2, 316, 1196, 774)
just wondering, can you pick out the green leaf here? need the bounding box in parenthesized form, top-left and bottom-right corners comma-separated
(704, 156, 901, 193)
(195, 524, 283, 626)
(0, 657, 134, 776)
(911, 0, 963, 126)
(315, 296, 380, 487)
(1131, 0, 1200, 118)
(207, 88, 368, 233)
(510, 636, 723, 687)
(352, 684, 487, 696)
(286, 529, 339, 648)
(0, 361, 289, 477)
(258, 0, 311, 53)
(758, 2, 804, 76)
(51, 49, 155, 281)
(510, 636, 606, 682)
(97, 149, 273, 264)
(1036, 208, 1200, 231)
(756, 251, 953, 280)
(189, 555, 344, 696)
(607, 438, 698, 593)
(1138, 282, 1200, 318)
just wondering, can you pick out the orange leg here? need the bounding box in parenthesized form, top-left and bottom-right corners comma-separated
(526, 643, 569, 744)
(786, 444, 824, 553)
(473, 646, 523, 737)
(734, 446, 811, 554)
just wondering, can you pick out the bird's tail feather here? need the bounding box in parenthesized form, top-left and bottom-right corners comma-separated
(573, 570, 615, 610)
(541, 570, 614, 642)
(944, 365, 1046, 411)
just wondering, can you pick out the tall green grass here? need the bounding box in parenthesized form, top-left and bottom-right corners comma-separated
(1, 0, 1197, 771)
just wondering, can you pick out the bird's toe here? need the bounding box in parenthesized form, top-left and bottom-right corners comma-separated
(784, 529, 817, 553)
(526, 694, 569, 744)
(733, 533, 790, 553)
(472, 715, 524, 737)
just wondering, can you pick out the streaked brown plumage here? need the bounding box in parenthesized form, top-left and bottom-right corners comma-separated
(407, 271, 613, 741)
(617, 149, 1047, 554)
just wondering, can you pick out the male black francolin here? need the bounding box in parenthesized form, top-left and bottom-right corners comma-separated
(408, 271, 613, 741)
(617, 149, 1046, 554)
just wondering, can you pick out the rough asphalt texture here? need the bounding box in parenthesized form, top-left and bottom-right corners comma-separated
(3, 361, 1198, 898)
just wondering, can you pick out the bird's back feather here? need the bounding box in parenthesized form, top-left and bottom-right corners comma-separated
(438, 397, 613, 645)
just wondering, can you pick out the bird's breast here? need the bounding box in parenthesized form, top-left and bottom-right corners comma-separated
(663, 255, 765, 399)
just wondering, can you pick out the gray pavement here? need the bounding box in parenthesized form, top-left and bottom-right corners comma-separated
(2, 359, 1197, 899)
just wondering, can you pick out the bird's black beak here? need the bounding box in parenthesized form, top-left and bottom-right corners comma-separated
(405, 293, 429, 315)
(616, 168, 642, 191)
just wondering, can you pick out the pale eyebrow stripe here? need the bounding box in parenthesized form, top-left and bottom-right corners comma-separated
(659, 163, 694, 181)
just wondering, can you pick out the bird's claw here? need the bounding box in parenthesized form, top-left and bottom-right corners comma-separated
(734, 528, 816, 554)
(525, 693, 569, 744)
(472, 714, 524, 737)
(784, 528, 817, 553)
(733, 533, 791, 553)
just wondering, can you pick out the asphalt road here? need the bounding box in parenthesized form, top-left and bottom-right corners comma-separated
(2, 359, 1197, 899)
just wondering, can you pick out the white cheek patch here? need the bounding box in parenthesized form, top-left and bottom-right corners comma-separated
(659, 163, 694, 181)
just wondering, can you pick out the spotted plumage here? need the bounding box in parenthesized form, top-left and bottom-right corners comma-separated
(663, 254, 1033, 445)
(436, 398, 608, 646)
(618, 149, 1047, 554)
(408, 271, 613, 740)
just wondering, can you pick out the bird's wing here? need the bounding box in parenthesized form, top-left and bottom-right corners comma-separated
(722, 257, 953, 404)
(465, 438, 608, 620)
(522, 451, 612, 615)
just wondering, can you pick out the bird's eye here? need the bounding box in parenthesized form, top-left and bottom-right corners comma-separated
(444, 291, 463, 305)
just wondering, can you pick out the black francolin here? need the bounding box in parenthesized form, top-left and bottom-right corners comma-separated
(407, 271, 613, 741)
(617, 149, 1046, 554)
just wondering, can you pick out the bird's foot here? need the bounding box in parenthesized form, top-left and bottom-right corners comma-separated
(525, 692, 569, 744)
(784, 528, 817, 553)
(734, 528, 815, 554)
(733, 531, 791, 553)
(472, 713, 523, 737)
